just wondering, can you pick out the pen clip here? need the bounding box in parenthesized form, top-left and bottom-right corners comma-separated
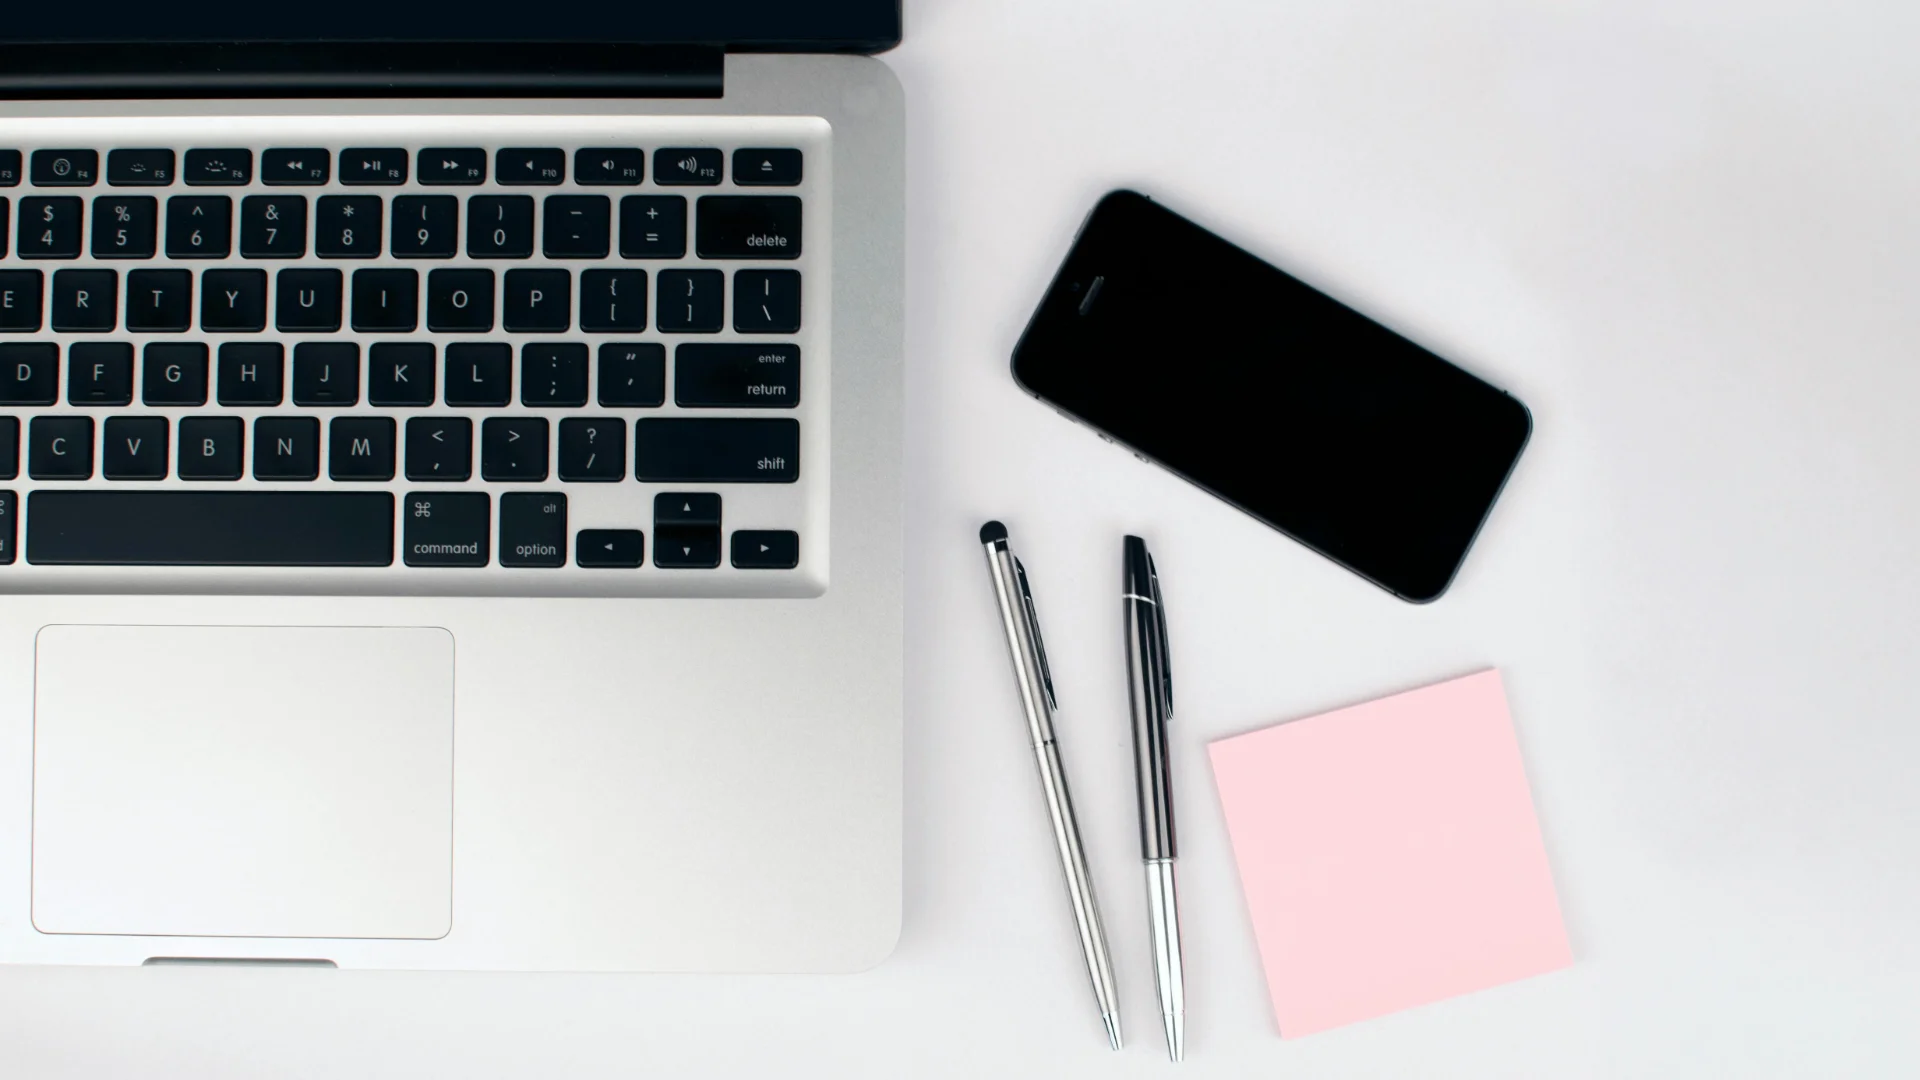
(1147, 551, 1172, 723)
(1013, 557, 1058, 711)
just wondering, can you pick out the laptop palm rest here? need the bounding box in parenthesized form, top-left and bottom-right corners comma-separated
(30, 625, 454, 941)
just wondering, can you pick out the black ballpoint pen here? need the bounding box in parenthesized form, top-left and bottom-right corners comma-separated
(1124, 535, 1185, 1061)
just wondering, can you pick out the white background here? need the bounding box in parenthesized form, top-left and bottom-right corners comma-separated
(6, 1, 1920, 1075)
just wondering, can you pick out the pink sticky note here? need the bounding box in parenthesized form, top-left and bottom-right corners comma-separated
(1208, 669, 1571, 1037)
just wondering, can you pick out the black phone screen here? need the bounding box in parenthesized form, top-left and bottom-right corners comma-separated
(1011, 191, 1531, 601)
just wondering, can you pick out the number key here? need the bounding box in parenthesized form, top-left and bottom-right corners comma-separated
(466, 195, 533, 258)
(164, 196, 232, 259)
(391, 195, 458, 258)
(240, 195, 308, 259)
(18, 197, 83, 258)
(90, 195, 158, 259)
(316, 195, 383, 258)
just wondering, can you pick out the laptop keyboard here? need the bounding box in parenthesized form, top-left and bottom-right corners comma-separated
(0, 117, 827, 596)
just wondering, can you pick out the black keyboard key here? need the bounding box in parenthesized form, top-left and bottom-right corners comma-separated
(656, 269, 723, 332)
(503, 269, 570, 332)
(445, 343, 512, 407)
(733, 269, 801, 334)
(275, 268, 343, 332)
(183, 149, 252, 186)
(142, 342, 209, 405)
(126, 269, 192, 332)
(575, 148, 643, 185)
(392, 195, 459, 258)
(29, 415, 93, 479)
(542, 195, 610, 258)
(499, 492, 567, 568)
(618, 195, 686, 258)
(426, 268, 494, 332)
(340, 148, 407, 186)
(26, 490, 393, 566)
(0, 271, 41, 330)
(102, 415, 168, 480)
(0, 197, 8, 258)
(597, 343, 666, 407)
(0, 150, 18, 186)
(654, 526, 721, 569)
(369, 342, 436, 406)
(576, 529, 643, 568)
(31, 150, 97, 187)
(654, 492, 720, 525)
(0, 418, 15, 480)
(558, 417, 625, 481)
(403, 491, 489, 567)
(635, 418, 799, 483)
(91, 195, 158, 258)
(107, 149, 175, 187)
(217, 342, 284, 406)
(732, 148, 802, 186)
(292, 342, 360, 406)
(654, 148, 722, 186)
(521, 343, 588, 407)
(329, 417, 396, 480)
(69, 342, 135, 405)
(164, 196, 232, 258)
(675, 343, 800, 408)
(405, 416, 472, 481)
(240, 195, 307, 258)
(262, 149, 331, 186)
(467, 195, 534, 258)
(496, 148, 564, 185)
(0, 490, 11, 563)
(316, 195, 382, 258)
(51, 269, 118, 332)
(581, 269, 647, 332)
(732, 529, 800, 569)
(178, 416, 243, 480)
(418, 148, 486, 185)
(19, 196, 83, 258)
(351, 268, 419, 332)
(481, 416, 548, 481)
(253, 416, 320, 480)
(696, 196, 801, 259)
(200, 268, 267, 332)
(0, 343, 58, 404)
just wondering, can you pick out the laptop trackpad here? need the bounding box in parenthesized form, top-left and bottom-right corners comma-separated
(31, 625, 454, 940)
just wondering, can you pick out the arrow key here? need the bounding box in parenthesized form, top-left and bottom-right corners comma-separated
(731, 530, 799, 570)
(405, 416, 473, 482)
(653, 524, 721, 569)
(577, 528, 643, 569)
(652, 491, 719, 527)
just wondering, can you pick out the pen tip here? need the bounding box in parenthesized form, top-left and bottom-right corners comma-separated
(1104, 1012, 1123, 1051)
(1165, 1012, 1184, 1061)
(979, 520, 1008, 545)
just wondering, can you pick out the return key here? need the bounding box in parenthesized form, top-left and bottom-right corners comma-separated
(675, 344, 801, 408)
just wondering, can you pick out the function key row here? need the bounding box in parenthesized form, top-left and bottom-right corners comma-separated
(0, 193, 797, 261)
(0, 487, 799, 570)
(0, 341, 798, 410)
(0, 266, 798, 334)
(0, 148, 801, 189)
(0, 414, 798, 484)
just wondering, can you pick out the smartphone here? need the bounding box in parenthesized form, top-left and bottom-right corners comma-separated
(1011, 190, 1532, 602)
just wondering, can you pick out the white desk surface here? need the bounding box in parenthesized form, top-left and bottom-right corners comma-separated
(6, 1, 1919, 1075)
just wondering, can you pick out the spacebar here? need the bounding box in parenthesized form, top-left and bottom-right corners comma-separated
(27, 491, 395, 566)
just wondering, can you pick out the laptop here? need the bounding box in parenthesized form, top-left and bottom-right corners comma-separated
(0, 3, 904, 971)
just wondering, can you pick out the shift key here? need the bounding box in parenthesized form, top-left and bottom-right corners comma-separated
(675, 344, 800, 407)
(635, 418, 798, 483)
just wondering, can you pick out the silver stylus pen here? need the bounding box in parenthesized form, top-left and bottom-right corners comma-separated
(1124, 535, 1185, 1061)
(980, 521, 1123, 1052)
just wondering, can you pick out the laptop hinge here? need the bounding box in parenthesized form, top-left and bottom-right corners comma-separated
(0, 43, 725, 99)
